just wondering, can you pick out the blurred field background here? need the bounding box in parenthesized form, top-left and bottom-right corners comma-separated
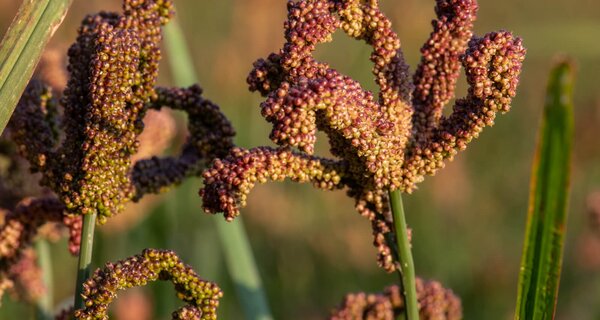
(1, 0, 600, 319)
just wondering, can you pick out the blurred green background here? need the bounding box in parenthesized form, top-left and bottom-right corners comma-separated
(1, 0, 600, 319)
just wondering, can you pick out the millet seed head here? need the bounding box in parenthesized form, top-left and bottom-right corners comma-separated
(73, 248, 222, 320)
(202, 0, 525, 272)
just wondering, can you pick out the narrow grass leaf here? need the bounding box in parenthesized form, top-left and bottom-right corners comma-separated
(515, 60, 574, 320)
(0, 0, 49, 90)
(163, 17, 274, 320)
(34, 240, 53, 320)
(0, 0, 73, 135)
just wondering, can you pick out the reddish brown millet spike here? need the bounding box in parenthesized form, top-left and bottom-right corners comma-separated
(330, 278, 462, 320)
(201, 146, 346, 220)
(412, 0, 479, 144)
(402, 31, 526, 191)
(202, 0, 526, 272)
(74, 249, 222, 320)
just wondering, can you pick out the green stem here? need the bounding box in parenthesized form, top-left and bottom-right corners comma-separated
(389, 190, 418, 320)
(34, 240, 53, 320)
(73, 213, 97, 311)
(215, 218, 273, 320)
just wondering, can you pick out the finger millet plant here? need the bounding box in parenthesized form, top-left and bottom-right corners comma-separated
(0, 0, 577, 319)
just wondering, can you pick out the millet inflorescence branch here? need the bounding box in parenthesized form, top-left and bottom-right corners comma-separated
(1, 0, 234, 312)
(5, 0, 235, 224)
(0, 0, 526, 317)
(74, 249, 222, 320)
(330, 277, 462, 320)
(200, 0, 525, 272)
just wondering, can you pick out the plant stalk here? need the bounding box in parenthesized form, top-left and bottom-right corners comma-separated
(389, 190, 419, 320)
(73, 213, 97, 311)
(34, 240, 53, 320)
(215, 218, 273, 320)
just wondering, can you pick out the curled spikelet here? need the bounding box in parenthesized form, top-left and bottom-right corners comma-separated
(0, 137, 47, 210)
(330, 278, 462, 320)
(7, 0, 235, 224)
(202, 0, 525, 272)
(132, 85, 235, 199)
(74, 248, 222, 320)
(47, 0, 174, 221)
(247, 53, 285, 96)
(202, 147, 345, 220)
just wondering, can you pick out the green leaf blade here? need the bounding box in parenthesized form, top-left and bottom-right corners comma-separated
(163, 17, 274, 320)
(515, 60, 574, 320)
(0, 0, 50, 89)
(0, 0, 73, 135)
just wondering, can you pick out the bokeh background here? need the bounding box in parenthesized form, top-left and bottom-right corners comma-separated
(1, 0, 600, 319)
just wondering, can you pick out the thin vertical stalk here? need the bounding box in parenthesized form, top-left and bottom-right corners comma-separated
(389, 190, 418, 320)
(73, 213, 97, 310)
(163, 17, 274, 320)
(34, 240, 53, 320)
(215, 218, 273, 320)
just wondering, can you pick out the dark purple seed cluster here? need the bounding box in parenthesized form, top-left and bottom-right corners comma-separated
(330, 278, 462, 320)
(6, 0, 235, 224)
(132, 85, 235, 199)
(0, 136, 48, 211)
(73, 248, 222, 320)
(0, 197, 81, 301)
(201, 0, 525, 271)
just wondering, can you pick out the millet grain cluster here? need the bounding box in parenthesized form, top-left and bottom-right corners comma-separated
(7, 0, 235, 224)
(201, 0, 525, 272)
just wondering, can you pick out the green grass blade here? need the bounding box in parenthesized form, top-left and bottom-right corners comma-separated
(0, 0, 73, 135)
(215, 218, 273, 320)
(163, 17, 274, 320)
(0, 0, 49, 89)
(34, 240, 53, 320)
(515, 60, 574, 320)
(163, 21, 197, 87)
